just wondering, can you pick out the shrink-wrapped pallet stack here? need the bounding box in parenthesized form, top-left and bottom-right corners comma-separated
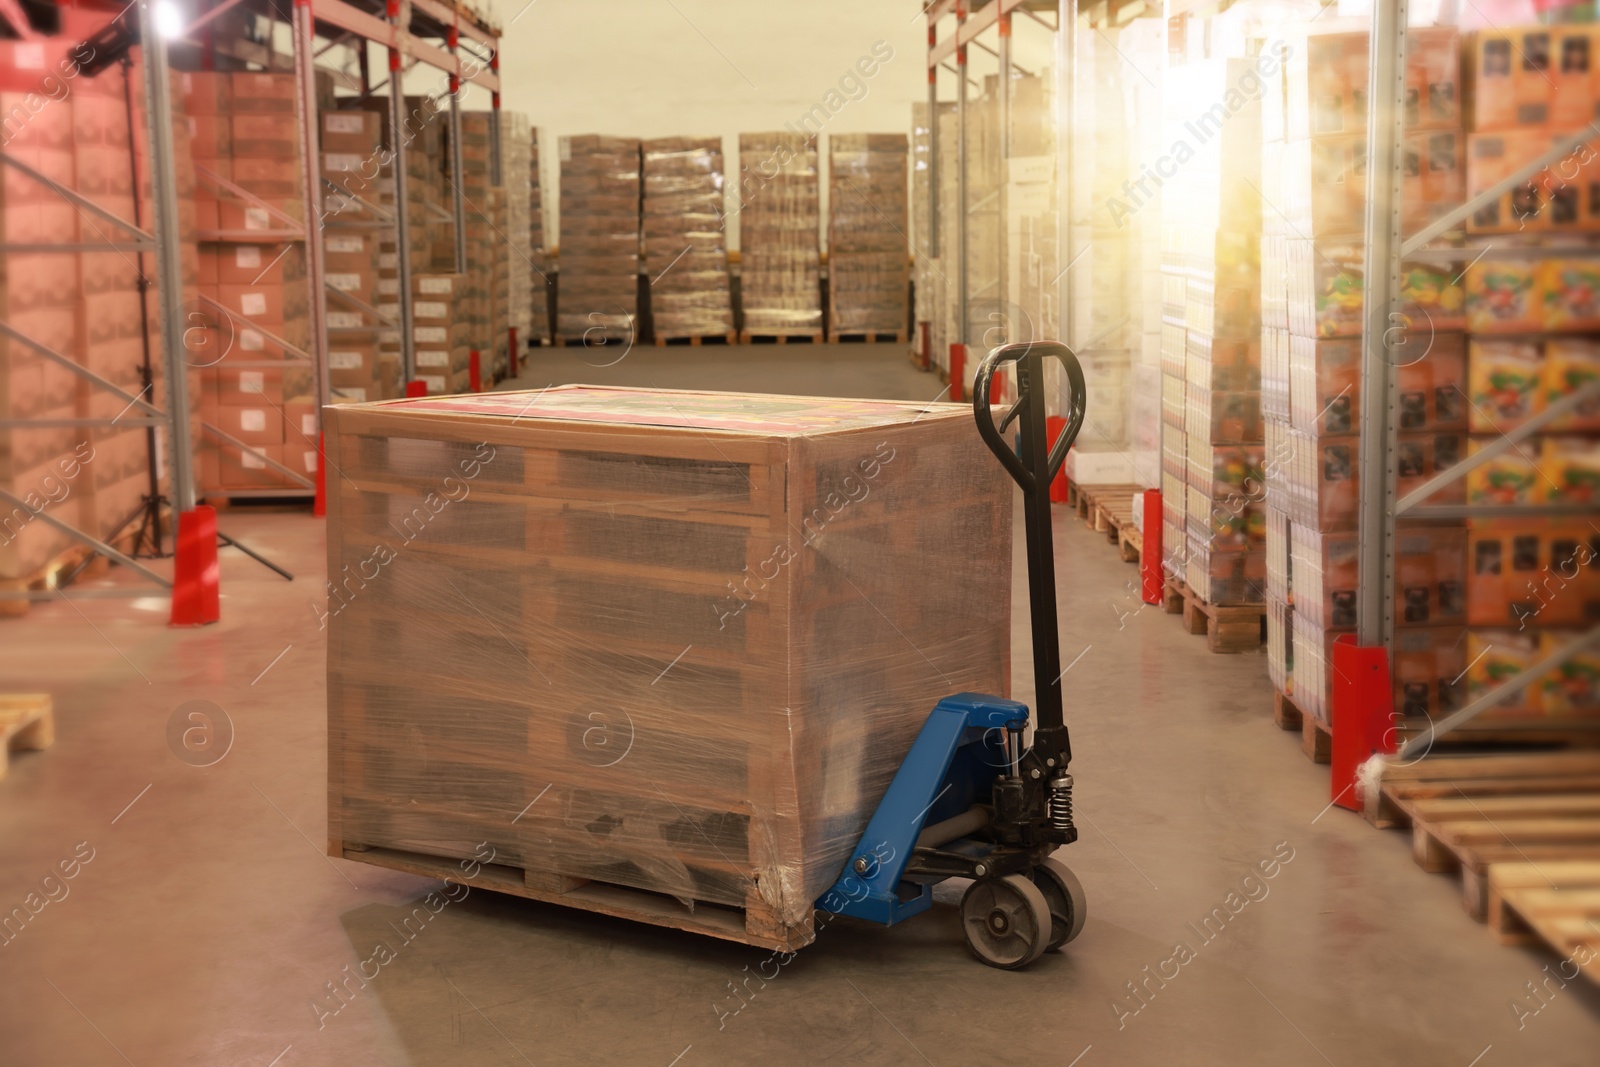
(320, 108, 397, 407)
(528, 126, 550, 344)
(324, 386, 1011, 948)
(1259, 27, 1472, 721)
(641, 136, 733, 341)
(557, 135, 640, 343)
(1158, 56, 1266, 618)
(827, 133, 908, 341)
(737, 132, 821, 340)
(496, 113, 536, 369)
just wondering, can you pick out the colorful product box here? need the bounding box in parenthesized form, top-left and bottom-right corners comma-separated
(1468, 338, 1544, 430)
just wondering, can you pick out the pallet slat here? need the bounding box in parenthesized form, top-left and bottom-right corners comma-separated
(0, 694, 54, 780)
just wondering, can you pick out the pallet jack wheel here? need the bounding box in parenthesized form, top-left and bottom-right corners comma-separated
(1030, 857, 1087, 951)
(959, 873, 1053, 969)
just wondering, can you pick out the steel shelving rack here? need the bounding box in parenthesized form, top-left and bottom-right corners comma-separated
(0, 0, 505, 600)
(1355, 5, 1600, 758)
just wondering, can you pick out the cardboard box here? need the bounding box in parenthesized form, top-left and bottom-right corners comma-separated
(1547, 338, 1600, 431)
(1465, 260, 1541, 333)
(1541, 631, 1600, 714)
(211, 403, 285, 448)
(1539, 258, 1600, 331)
(216, 244, 304, 286)
(1469, 338, 1544, 430)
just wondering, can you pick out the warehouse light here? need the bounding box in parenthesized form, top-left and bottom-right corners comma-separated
(154, 0, 184, 39)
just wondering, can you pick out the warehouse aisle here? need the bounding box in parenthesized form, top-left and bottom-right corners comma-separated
(1, 347, 1596, 1066)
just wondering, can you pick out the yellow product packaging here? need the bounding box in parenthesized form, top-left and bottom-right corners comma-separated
(1546, 337, 1600, 431)
(1465, 436, 1539, 505)
(1540, 633, 1600, 715)
(1467, 630, 1542, 716)
(1541, 435, 1600, 505)
(1468, 338, 1544, 430)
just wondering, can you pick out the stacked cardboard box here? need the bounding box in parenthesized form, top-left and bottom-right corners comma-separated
(496, 113, 536, 369)
(557, 135, 640, 342)
(1158, 57, 1265, 611)
(1261, 26, 1478, 724)
(457, 112, 496, 377)
(641, 136, 733, 341)
(1457, 27, 1600, 722)
(186, 72, 314, 493)
(411, 273, 472, 395)
(737, 132, 821, 338)
(325, 385, 1010, 944)
(827, 134, 908, 340)
(528, 125, 551, 344)
(321, 108, 397, 406)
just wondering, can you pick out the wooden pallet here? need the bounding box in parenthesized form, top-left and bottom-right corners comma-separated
(1161, 576, 1265, 654)
(340, 842, 815, 952)
(1488, 861, 1600, 981)
(737, 330, 823, 344)
(555, 334, 632, 348)
(1075, 483, 1143, 564)
(0, 543, 113, 619)
(1271, 690, 1332, 763)
(1365, 752, 1600, 923)
(654, 331, 736, 347)
(827, 329, 906, 344)
(0, 695, 54, 780)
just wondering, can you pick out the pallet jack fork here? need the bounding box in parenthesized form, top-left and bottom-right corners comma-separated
(819, 341, 1089, 968)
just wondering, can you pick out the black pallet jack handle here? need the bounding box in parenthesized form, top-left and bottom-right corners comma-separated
(972, 341, 1087, 768)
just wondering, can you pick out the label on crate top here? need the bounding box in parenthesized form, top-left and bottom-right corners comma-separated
(415, 301, 448, 319)
(418, 278, 454, 295)
(416, 350, 450, 367)
(323, 152, 364, 173)
(326, 235, 365, 254)
(327, 273, 364, 292)
(414, 326, 448, 344)
(324, 114, 366, 135)
(299, 416, 318, 436)
(239, 409, 267, 433)
(326, 312, 363, 330)
(329, 350, 367, 370)
(238, 292, 268, 317)
(240, 329, 265, 352)
(243, 207, 270, 231)
(241, 450, 266, 469)
(238, 371, 265, 393)
(377, 278, 399, 296)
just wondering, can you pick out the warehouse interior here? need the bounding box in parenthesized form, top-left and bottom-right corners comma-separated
(2, 1, 1599, 1064)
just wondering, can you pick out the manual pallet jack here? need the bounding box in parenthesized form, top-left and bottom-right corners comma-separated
(819, 341, 1088, 969)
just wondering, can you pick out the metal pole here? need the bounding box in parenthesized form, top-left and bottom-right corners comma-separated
(928, 21, 939, 260)
(294, 0, 331, 416)
(137, 0, 194, 512)
(998, 12, 1010, 341)
(1055, 0, 1075, 350)
(956, 1, 969, 348)
(388, 47, 416, 383)
(1355, 0, 1408, 649)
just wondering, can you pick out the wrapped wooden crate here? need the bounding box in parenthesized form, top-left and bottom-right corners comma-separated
(324, 386, 1011, 949)
(642, 136, 734, 342)
(828, 133, 909, 341)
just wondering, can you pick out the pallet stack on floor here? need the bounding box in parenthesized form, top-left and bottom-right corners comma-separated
(641, 136, 734, 344)
(528, 126, 551, 346)
(737, 132, 822, 343)
(827, 133, 908, 343)
(1157, 54, 1267, 653)
(323, 386, 1011, 949)
(495, 112, 536, 374)
(556, 135, 640, 345)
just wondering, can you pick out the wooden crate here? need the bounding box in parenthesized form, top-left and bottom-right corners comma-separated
(324, 385, 1011, 947)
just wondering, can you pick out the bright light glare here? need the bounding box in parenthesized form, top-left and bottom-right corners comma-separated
(154, 1, 184, 39)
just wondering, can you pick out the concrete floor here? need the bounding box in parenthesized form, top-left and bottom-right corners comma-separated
(2, 343, 1597, 1066)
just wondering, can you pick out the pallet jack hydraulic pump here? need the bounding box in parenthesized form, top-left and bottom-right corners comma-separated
(819, 340, 1089, 968)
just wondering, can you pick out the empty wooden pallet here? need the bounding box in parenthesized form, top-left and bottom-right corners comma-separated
(1487, 861, 1600, 982)
(0, 694, 54, 780)
(1365, 752, 1600, 926)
